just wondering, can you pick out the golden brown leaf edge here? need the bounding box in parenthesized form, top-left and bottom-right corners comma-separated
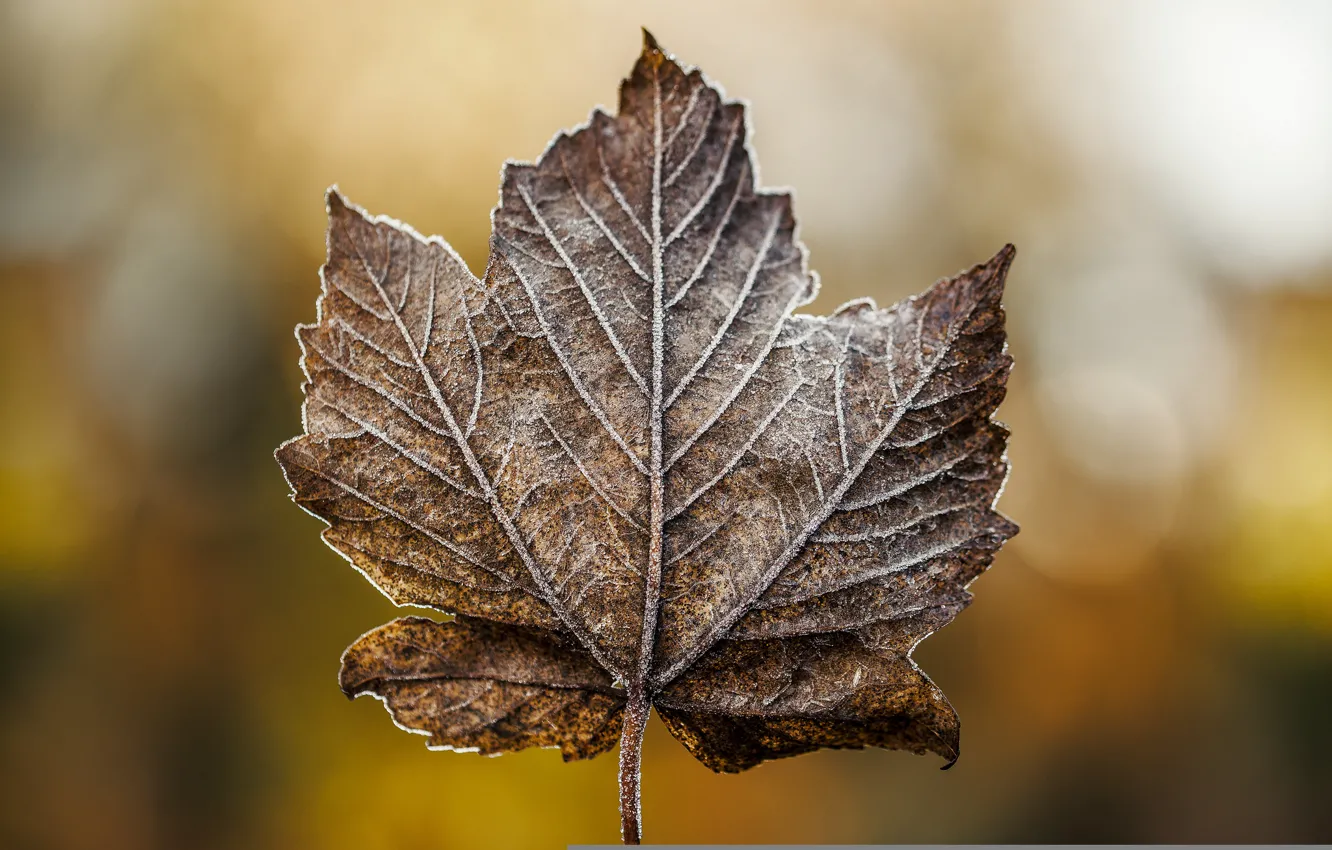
(275, 30, 1018, 845)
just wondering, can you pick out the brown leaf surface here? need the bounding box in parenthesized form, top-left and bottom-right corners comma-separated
(338, 616, 624, 760)
(276, 30, 1017, 843)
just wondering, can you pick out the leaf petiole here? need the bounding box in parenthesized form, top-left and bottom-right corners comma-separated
(618, 687, 650, 844)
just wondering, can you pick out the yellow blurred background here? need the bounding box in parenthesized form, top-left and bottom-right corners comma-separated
(3, 1, 1331, 846)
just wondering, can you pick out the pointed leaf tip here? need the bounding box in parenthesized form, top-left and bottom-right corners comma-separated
(988, 242, 1018, 294)
(641, 28, 667, 67)
(325, 186, 349, 216)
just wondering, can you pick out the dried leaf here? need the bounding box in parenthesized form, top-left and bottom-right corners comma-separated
(276, 30, 1017, 844)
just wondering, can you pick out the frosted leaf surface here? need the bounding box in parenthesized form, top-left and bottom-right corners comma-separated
(276, 30, 1018, 843)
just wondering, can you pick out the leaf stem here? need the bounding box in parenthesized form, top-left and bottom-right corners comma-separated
(618, 687, 650, 845)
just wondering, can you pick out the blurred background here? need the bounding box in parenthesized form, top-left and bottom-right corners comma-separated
(3, 0, 1331, 846)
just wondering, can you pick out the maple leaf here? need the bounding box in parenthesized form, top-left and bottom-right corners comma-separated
(276, 30, 1017, 845)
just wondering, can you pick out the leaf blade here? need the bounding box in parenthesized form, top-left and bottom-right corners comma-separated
(651, 247, 1016, 689)
(277, 33, 1021, 839)
(341, 617, 625, 761)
